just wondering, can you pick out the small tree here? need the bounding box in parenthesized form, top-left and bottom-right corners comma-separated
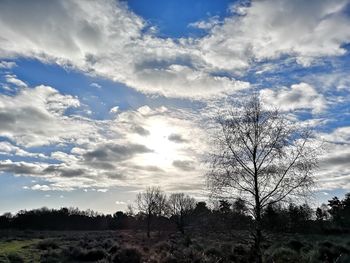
(136, 186, 167, 238)
(168, 193, 196, 234)
(232, 198, 248, 215)
(218, 200, 231, 214)
(207, 95, 317, 262)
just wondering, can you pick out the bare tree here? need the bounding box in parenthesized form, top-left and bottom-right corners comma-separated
(168, 193, 196, 234)
(136, 186, 167, 238)
(207, 95, 318, 262)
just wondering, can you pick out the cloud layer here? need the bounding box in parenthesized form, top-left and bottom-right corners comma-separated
(0, 0, 349, 198)
(0, 85, 206, 192)
(0, 0, 349, 99)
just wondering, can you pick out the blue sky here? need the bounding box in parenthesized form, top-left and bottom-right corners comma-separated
(0, 0, 350, 214)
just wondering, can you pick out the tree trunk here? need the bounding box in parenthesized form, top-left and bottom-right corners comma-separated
(180, 212, 185, 234)
(147, 213, 151, 238)
(254, 161, 263, 263)
(254, 208, 263, 263)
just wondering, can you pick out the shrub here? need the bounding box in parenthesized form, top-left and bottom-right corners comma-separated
(6, 253, 24, 263)
(109, 244, 121, 254)
(287, 240, 304, 252)
(313, 242, 350, 263)
(155, 241, 172, 252)
(67, 247, 107, 261)
(40, 250, 62, 263)
(102, 239, 114, 249)
(205, 247, 222, 257)
(160, 254, 178, 263)
(112, 247, 142, 263)
(84, 249, 107, 261)
(267, 247, 300, 263)
(37, 239, 59, 250)
(183, 235, 192, 247)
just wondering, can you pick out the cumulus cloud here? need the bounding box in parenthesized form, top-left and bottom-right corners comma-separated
(188, 16, 221, 30)
(109, 106, 119, 114)
(1, 1, 348, 99)
(83, 143, 153, 163)
(0, 0, 248, 99)
(0, 61, 16, 69)
(312, 126, 350, 191)
(0, 85, 207, 192)
(0, 85, 95, 146)
(90, 82, 101, 89)
(0, 0, 348, 195)
(198, 0, 350, 70)
(260, 83, 327, 113)
(168, 133, 188, 143)
(0, 141, 46, 159)
(172, 160, 195, 171)
(5, 74, 27, 87)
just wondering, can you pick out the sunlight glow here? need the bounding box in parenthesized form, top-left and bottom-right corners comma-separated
(132, 119, 183, 168)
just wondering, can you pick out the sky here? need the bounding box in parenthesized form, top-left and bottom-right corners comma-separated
(0, 0, 350, 214)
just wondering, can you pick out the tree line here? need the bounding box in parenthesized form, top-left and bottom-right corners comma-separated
(1, 190, 349, 235)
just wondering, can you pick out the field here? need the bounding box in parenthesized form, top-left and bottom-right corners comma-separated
(0, 230, 349, 262)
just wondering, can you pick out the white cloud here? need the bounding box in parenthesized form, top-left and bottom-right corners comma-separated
(5, 74, 27, 87)
(0, 61, 16, 69)
(0, 0, 348, 195)
(90, 82, 101, 89)
(0, 0, 249, 99)
(109, 106, 119, 114)
(31, 184, 51, 191)
(189, 16, 221, 30)
(198, 0, 350, 71)
(0, 85, 94, 146)
(260, 83, 327, 113)
(313, 127, 350, 191)
(0, 86, 207, 192)
(0, 141, 47, 159)
(1, 1, 348, 99)
(0, 82, 347, 194)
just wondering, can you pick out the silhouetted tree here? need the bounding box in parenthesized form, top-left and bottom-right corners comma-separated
(168, 193, 196, 234)
(192, 201, 211, 229)
(207, 95, 318, 262)
(342, 193, 350, 227)
(287, 203, 312, 232)
(136, 186, 167, 238)
(232, 198, 248, 215)
(218, 200, 231, 214)
(328, 196, 343, 226)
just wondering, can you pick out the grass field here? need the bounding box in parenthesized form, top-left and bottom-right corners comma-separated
(0, 230, 349, 262)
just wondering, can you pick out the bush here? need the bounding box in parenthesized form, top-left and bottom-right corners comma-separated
(312, 242, 350, 263)
(205, 247, 222, 257)
(160, 254, 178, 263)
(67, 246, 107, 261)
(109, 244, 121, 254)
(40, 250, 62, 263)
(287, 240, 304, 252)
(112, 247, 142, 263)
(155, 241, 172, 252)
(267, 247, 300, 263)
(6, 253, 24, 263)
(37, 239, 59, 250)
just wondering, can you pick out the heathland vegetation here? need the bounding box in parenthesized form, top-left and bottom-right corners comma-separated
(0, 192, 350, 262)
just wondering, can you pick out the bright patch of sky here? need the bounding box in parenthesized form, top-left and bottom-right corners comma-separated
(0, 0, 350, 214)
